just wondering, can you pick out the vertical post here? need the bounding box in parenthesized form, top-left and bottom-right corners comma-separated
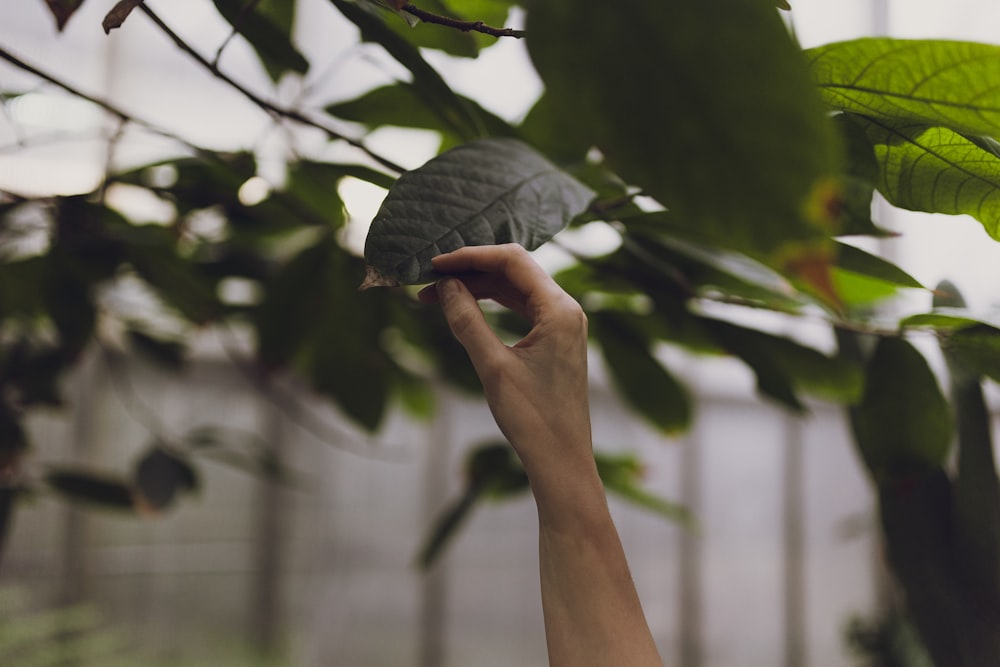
(251, 378, 288, 657)
(782, 416, 806, 667)
(419, 384, 451, 667)
(60, 349, 99, 608)
(679, 426, 702, 667)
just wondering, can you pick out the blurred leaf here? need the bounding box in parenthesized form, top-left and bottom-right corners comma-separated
(325, 83, 515, 143)
(831, 268, 901, 307)
(126, 330, 185, 371)
(44, 0, 86, 31)
(809, 38, 1000, 137)
(361, 138, 594, 287)
(0, 340, 67, 407)
(0, 256, 47, 320)
(831, 114, 890, 238)
(417, 442, 528, 567)
(942, 325, 1000, 385)
(45, 470, 136, 512)
(853, 337, 952, 481)
(526, 0, 840, 275)
(935, 282, 1000, 607)
(124, 232, 221, 324)
(595, 451, 693, 526)
(212, 0, 308, 83)
(835, 242, 923, 288)
(331, 0, 490, 139)
(706, 318, 864, 407)
(183, 426, 297, 484)
(133, 445, 198, 511)
(591, 310, 692, 433)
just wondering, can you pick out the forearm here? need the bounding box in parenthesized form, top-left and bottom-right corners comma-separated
(531, 460, 663, 667)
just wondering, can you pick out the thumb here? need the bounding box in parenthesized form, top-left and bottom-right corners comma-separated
(437, 277, 505, 366)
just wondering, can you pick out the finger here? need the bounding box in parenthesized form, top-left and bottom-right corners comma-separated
(431, 245, 562, 302)
(436, 277, 507, 366)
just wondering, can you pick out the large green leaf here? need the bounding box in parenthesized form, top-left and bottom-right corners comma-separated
(525, 0, 840, 269)
(850, 115, 1000, 240)
(809, 38, 1000, 137)
(852, 337, 953, 481)
(361, 138, 594, 287)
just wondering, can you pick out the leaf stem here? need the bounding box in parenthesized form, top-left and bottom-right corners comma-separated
(401, 3, 525, 39)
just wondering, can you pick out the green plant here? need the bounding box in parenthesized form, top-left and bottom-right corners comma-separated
(3, 1, 1000, 662)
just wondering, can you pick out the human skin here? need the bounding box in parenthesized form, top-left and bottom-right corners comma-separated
(418, 244, 662, 667)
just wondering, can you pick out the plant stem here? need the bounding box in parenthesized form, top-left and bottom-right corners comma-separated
(401, 3, 525, 39)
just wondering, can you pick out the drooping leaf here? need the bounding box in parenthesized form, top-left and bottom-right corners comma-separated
(45, 469, 137, 512)
(126, 330, 186, 371)
(595, 451, 693, 525)
(101, 0, 143, 33)
(133, 445, 199, 511)
(590, 310, 692, 433)
(44, 0, 86, 31)
(834, 242, 923, 288)
(324, 83, 515, 145)
(852, 337, 953, 481)
(935, 281, 1000, 601)
(850, 115, 1000, 240)
(808, 38, 1000, 137)
(361, 138, 594, 288)
(212, 0, 308, 83)
(525, 0, 840, 274)
(706, 318, 864, 408)
(417, 442, 528, 567)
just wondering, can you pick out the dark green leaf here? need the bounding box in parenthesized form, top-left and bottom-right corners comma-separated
(706, 318, 865, 407)
(595, 451, 693, 525)
(526, 0, 840, 268)
(45, 470, 136, 512)
(853, 337, 952, 481)
(361, 138, 594, 287)
(835, 242, 923, 288)
(325, 83, 515, 142)
(212, 0, 308, 83)
(134, 445, 198, 511)
(809, 38, 1000, 137)
(943, 325, 1000, 385)
(591, 310, 691, 433)
(417, 442, 528, 567)
(127, 330, 186, 371)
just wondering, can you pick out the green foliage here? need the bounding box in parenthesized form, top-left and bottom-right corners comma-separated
(526, 0, 840, 275)
(14, 1, 1000, 659)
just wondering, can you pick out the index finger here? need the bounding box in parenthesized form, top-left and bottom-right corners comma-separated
(430, 244, 565, 304)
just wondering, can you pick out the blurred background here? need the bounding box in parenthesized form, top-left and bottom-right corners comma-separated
(2, 1, 1000, 665)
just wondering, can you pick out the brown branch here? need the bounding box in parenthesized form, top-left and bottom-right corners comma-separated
(401, 3, 525, 39)
(138, 4, 406, 174)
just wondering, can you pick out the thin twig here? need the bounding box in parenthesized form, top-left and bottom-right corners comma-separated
(212, 0, 264, 68)
(138, 4, 406, 175)
(401, 3, 525, 38)
(0, 44, 200, 153)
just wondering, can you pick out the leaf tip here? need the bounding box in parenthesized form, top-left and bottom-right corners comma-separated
(359, 264, 398, 290)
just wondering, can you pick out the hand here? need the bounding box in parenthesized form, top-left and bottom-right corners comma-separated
(420, 245, 663, 666)
(417, 244, 595, 489)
